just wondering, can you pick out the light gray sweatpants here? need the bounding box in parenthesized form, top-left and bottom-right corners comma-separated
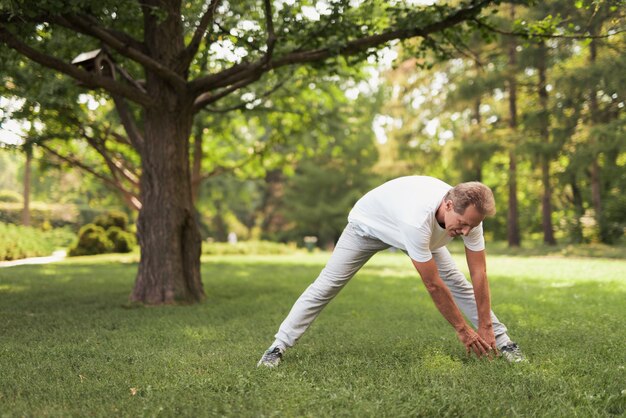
(273, 223, 510, 350)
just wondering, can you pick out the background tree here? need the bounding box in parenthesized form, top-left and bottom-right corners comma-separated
(278, 91, 381, 247)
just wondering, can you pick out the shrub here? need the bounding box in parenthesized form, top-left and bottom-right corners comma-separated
(69, 211, 136, 256)
(68, 224, 114, 256)
(0, 222, 58, 261)
(106, 226, 136, 253)
(94, 210, 129, 231)
(0, 190, 22, 203)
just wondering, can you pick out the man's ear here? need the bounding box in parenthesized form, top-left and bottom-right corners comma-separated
(445, 200, 453, 211)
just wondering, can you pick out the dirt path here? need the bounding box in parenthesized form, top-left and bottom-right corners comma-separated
(0, 250, 67, 268)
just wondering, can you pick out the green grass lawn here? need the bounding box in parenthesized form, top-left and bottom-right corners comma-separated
(1, 251, 625, 417)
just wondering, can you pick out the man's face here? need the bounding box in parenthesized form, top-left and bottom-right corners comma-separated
(443, 202, 484, 238)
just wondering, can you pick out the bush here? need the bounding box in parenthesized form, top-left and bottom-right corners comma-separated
(0, 190, 22, 203)
(106, 226, 136, 253)
(94, 210, 129, 231)
(69, 211, 136, 257)
(68, 224, 114, 256)
(202, 240, 299, 255)
(0, 223, 59, 261)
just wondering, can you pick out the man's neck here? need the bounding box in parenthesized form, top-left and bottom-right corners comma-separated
(436, 200, 446, 228)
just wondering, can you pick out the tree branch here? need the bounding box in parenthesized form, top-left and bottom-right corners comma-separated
(59, 15, 187, 92)
(0, 26, 156, 107)
(178, 0, 221, 72)
(269, 2, 490, 69)
(193, 74, 263, 112)
(189, 0, 494, 97)
(200, 73, 292, 113)
(472, 17, 626, 40)
(263, 0, 276, 63)
(80, 14, 147, 53)
(39, 142, 141, 210)
(111, 95, 145, 152)
(82, 129, 140, 187)
(110, 132, 133, 146)
(197, 132, 281, 185)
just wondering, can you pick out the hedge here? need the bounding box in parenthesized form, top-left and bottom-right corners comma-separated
(0, 223, 75, 261)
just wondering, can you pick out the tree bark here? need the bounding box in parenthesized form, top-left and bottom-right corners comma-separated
(506, 4, 520, 247)
(21, 148, 32, 227)
(131, 101, 204, 304)
(130, 0, 203, 304)
(537, 41, 556, 245)
(191, 128, 203, 204)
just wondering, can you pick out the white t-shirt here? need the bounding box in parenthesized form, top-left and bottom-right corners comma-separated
(347, 176, 485, 262)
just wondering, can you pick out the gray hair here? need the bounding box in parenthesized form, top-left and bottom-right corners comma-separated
(444, 182, 496, 216)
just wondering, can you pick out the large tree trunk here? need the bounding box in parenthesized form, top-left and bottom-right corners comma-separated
(131, 102, 204, 304)
(130, 0, 204, 304)
(506, 3, 520, 247)
(21, 148, 32, 227)
(537, 41, 556, 245)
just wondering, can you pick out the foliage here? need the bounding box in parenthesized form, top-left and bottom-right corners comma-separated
(94, 210, 129, 231)
(376, 1, 625, 244)
(68, 224, 114, 256)
(106, 226, 135, 253)
(68, 211, 135, 256)
(0, 253, 624, 415)
(0, 201, 78, 228)
(0, 200, 120, 230)
(0, 189, 21, 202)
(0, 222, 73, 261)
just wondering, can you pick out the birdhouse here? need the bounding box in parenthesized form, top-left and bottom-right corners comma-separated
(71, 49, 115, 78)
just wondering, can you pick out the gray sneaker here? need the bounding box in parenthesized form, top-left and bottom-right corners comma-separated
(500, 342, 526, 363)
(257, 346, 283, 368)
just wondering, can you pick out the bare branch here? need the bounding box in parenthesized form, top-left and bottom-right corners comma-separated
(178, 0, 221, 72)
(0, 26, 156, 107)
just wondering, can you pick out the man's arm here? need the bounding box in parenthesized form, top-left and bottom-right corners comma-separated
(465, 248, 497, 352)
(412, 257, 491, 358)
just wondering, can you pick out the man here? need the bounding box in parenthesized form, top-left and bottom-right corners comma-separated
(258, 176, 525, 367)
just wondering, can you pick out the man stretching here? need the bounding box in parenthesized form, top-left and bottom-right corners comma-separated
(258, 176, 525, 367)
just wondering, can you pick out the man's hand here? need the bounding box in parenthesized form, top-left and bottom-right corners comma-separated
(478, 324, 498, 357)
(457, 326, 492, 359)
